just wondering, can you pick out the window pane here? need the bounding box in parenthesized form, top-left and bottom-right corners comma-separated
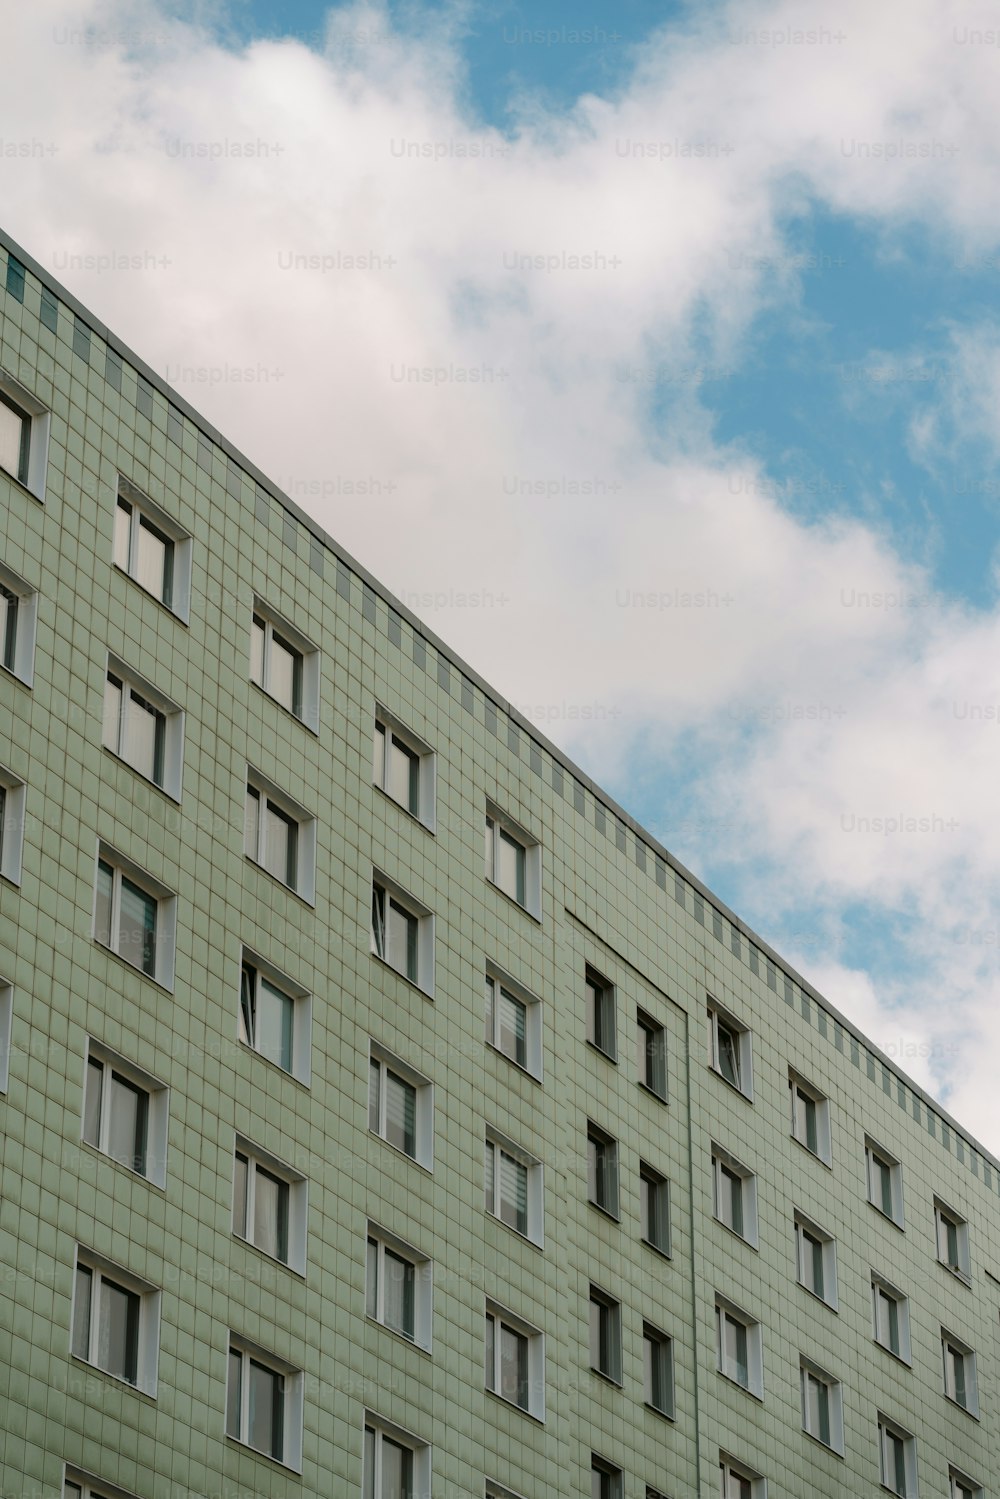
(103, 674, 123, 752)
(263, 801, 294, 885)
(244, 786, 260, 859)
(363, 1427, 376, 1499)
(385, 1071, 416, 1156)
(497, 826, 525, 903)
(485, 975, 494, 1044)
(268, 633, 299, 714)
(485, 816, 494, 878)
(388, 736, 417, 812)
(95, 860, 114, 947)
(369, 1060, 381, 1134)
(108, 1072, 146, 1173)
(499, 1151, 528, 1234)
(233, 1153, 248, 1239)
(484, 1139, 495, 1215)
(0, 396, 27, 481)
(83, 1058, 103, 1147)
(250, 616, 265, 686)
(119, 876, 157, 976)
(257, 977, 293, 1071)
(99, 1277, 138, 1383)
(254, 1167, 289, 1262)
(500, 1324, 527, 1407)
(381, 1437, 411, 1499)
(383, 1247, 415, 1336)
(498, 987, 526, 1064)
(366, 1238, 379, 1320)
(248, 1358, 282, 1458)
(387, 898, 416, 979)
(373, 722, 385, 786)
(227, 1348, 242, 1438)
(239, 964, 255, 1048)
(717, 1022, 740, 1086)
(0, 583, 17, 671)
(114, 500, 132, 572)
(73, 1265, 92, 1359)
(124, 692, 164, 783)
(136, 517, 171, 602)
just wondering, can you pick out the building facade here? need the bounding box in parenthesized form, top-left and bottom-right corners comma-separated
(0, 225, 997, 1499)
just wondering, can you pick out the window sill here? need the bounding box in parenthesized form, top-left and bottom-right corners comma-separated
(486, 1210, 543, 1251)
(638, 1080, 668, 1105)
(873, 1339, 911, 1368)
(103, 745, 181, 804)
(237, 1037, 311, 1091)
(232, 1232, 306, 1281)
(0, 465, 43, 506)
(94, 938, 174, 994)
(485, 1388, 545, 1425)
(586, 1039, 618, 1065)
(868, 1202, 905, 1231)
(944, 1395, 979, 1420)
(791, 1133, 833, 1168)
(717, 1370, 764, 1402)
(78, 1138, 166, 1192)
(485, 876, 541, 925)
(708, 1062, 753, 1102)
(0, 661, 31, 690)
(70, 1353, 156, 1402)
(250, 677, 319, 735)
(798, 1283, 838, 1313)
(368, 1127, 433, 1175)
(587, 1199, 621, 1224)
(938, 1261, 972, 1287)
(643, 1401, 675, 1422)
(590, 1367, 623, 1390)
(224, 1435, 301, 1474)
(370, 950, 433, 1000)
(641, 1237, 672, 1262)
(803, 1431, 844, 1457)
(373, 781, 435, 833)
(484, 1039, 542, 1084)
(713, 1217, 759, 1252)
(244, 854, 316, 909)
(112, 562, 188, 626)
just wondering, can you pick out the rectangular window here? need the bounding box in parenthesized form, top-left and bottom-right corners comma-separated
(114, 477, 191, 619)
(712, 1145, 757, 1245)
(369, 1044, 432, 1169)
(485, 973, 524, 1067)
(0, 389, 30, 485)
(366, 1225, 431, 1349)
(800, 1358, 843, 1452)
(245, 773, 315, 902)
(371, 874, 434, 994)
(0, 373, 49, 501)
(866, 1138, 903, 1226)
(250, 601, 320, 730)
(233, 1138, 305, 1272)
(637, 1008, 667, 1099)
(0, 767, 25, 885)
(643, 1324, 673, 1416)
(871, 1273, 910, 1362)
(227, 1339, 302, 1469)
(942, 1330, 978, 1415)
(239, 953, 309, 1082)
(878, 1415, 916, 1497)
(950, 1468, 983, 1499)
(373, 708, 435, 827)
(72, 1251, 158, 1394)
(363, 1417, 429, 1499)
(0, 560, 38, 686)
(589, 1286, 622, 1384)
(719, 1459, 759, 1499)
(789, 1070, 831, 1163)
(83, 1042, 167, 1186)
(586, 1122, 619, 1218)
(708, 1000, 752, 1098)
(934, 1198, 971, 1280)
(484, 1129, 542, 1245)
(591, 1458, 623, 1499)
(102, 661, 183, 798)
(715, 1298, 762, 1397)
(795, 1213, 837, 1308)
(640, 1162, 670, 1255)
(485, 1303, 542, 1415)
(586, 966, 616, 1060)
(40, 287, 58, 332)
(485, 804, 541, 917)
(94, 848, 175, 988)
(5, 254, 25, 301)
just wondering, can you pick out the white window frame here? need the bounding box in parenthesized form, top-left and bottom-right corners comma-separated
(591, 1457, 623, 1499)
(871, 1272, 911, 1363)
(233, 1134, 307, 1275)
(114, 476, 191, 620)
(640, 1161, 671, 1256)
(941, 1328, 978, 1416)
(0, 369, 50, 501)
(485, 802, 541, 918)
(363, 1412, 431, 1499)
(102, 655, 184, 799)
(934, 1197, 971, 1282)
(589, 1285, 622, 1385)
(485, 1298, 545, 1419)
(949, 1466, 983, 1499)
(71, 1247, 159, 1396)
(371, 871, 434, 995)
(64, 1467, 141, 1499)
(251, 598, 320, 732)
(637, 1007, 667, 1100)
(239, 948, 311, 1084)
(719, 1454, 766, 1499)
(711, 1144, 758, 1247)
(643, 1322, 674, 1417)
(0, 763, 26, 885)
(800, 1357, 844, 1454)
(93, 842, 176, 989)
(715, 1295, 763, 1398)
(226, 1333, 303, 1470)
(82, 1039, 168, 1188)
(866, 1138, 904, 1227)
(245, 769, 316, 904)
(486, 1485, 529, 1499)
(485, 1127, 543, 1246)
(0, 977, 11, 1094)
(368, 1041, 433, 1170)
(707, 999, 753, 1099)
(365, 1221, 432, 1351)
(586, 965, 616, 1061)
(789, 1069, 831, 1164)
(373, 704, 435, 829)
(0, 557, 39, 687)
(586, 1120, 620, 1219)
(485, 963, 542, 1079)
(794, 1212, 838, 1309)
(877, 1413, 917, 1497)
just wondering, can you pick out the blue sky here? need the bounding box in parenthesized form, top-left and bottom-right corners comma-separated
(6, 0, 1000, 1142)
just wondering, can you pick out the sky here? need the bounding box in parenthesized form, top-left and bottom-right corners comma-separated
(3, 0, 1000, 1147)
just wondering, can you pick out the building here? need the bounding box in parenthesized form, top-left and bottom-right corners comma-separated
(0, 224, 997, 1499)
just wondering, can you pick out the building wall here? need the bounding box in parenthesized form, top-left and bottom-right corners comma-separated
(1, 229, 998, 1499)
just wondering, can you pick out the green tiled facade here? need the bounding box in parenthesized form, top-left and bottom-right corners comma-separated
(1, 225, 997, 1499)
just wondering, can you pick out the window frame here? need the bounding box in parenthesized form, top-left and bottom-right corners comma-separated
(82, 1040, 168, 1188)
(485, 802, 541, 919)
(949, 1466, 983, 1499)
(637, 1007, 667, 1100)
(485, 1297, 545, 1419)
(239, 948, 311, 1085)
(366, 1221, 432, 1351)
(63, 1469, 140, 1499)
(707, 999, 753, 1099)
(368, 1041, 434, 1170)
(245, 769, 316, 904)
(485, 1127, 543, 1246)
(639, 1161, 671, 1256)
(363, 1413, 431, 1499)
(93, 843, 176, 989)
(591, 1456, 624, 1499)
(0, 764, 26, 885)
(719, 1454, 765, 1499)
(0, 558, 39, 687)
(799, 1356, 844, 1454)
(877, 1413, 917, 1498)
(0, 976, 11, 1095)
(71, 1247, 159, 1395)
(643, 1322, 674, 1417)
(794, 1211, 838, 1309)
(589, 1284, 623, 1385)
(226, 1334, 303, 1470)
(371, 871, 435, 995)
(373, 704, 435, 829)
(789, 1069, 831, 1164)
(102, 655, 184, 799)
(0, 369, 50, 501)
(250, 598, 320, 732)
(586, 1120, 620, 1220)
(586, 964, 617, 1061)
(484, 963, 542, 1079)
(871, 1272, 911, 1364)
(715, 1295, 763, 1399)
(941, 1328, 978, 1417)
(711, 1143, 758, 1247)
(233, 1134, 307, 1275)
(865, 1137, 904, 1227)
(114, 476, 191, 620)
(934, 1197, 971, 1283)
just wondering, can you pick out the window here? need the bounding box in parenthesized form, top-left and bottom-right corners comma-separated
(589, 1286, 622, 1384)
(366, 1224, 432, 1350)
(789, 1070, 831, 1163)
(233, 1137, 307, 1274)
(0, 978, 12, 1095)
(250, 601, 320, 731)
(485, 804, 541, 917)
(871, 1273, 911, 1363)
(949, 1466, 983, 1499)
(82, 1041, 168, 1188)
(794, 1213, 837, 1308)
(371, 874, 434, 993)
(0, 371, 49, 500)
(719, 1455, 764, 1499)
(102, 659, 183, 798)
(586, 966, 616, 1060)
(587, 1122, 619, 1218)
(64, 1471, 139, 1499)
(485, 1300, 544, 1418)
(373, 706, 435, 828)
(5, 254, 24, 301)
(591, 1456, 623, 1499)
(114, 477, 191, 618)
(637, 1008, 667, 1099)
(934, 1198, 971, 1281)
(363, 1416, 430, 1499)
(94, 846, 176, 988)
(866, 1139, 903, 1226)
(878, 1414, 916, 1497)
(227, 1337, 302, 1469)
(640, 1162, 670, 1255)
(485, 966, 541, 1077)
(711, 1144, 758, 1246)
(369, 1044, 433, 1169)
(942, 1330, 978, 1415)
(245, 772, 316, 903)
(0, 765, 26, 884)
(0, 560, 38, 686)
(72, 1250, 159, 1394)
(800, 1358, 843, 1453)
(715, 1297, 763, 1397)
(643, 1323, 674, 1416)
(707, 1000, 752, 1098)
(239, 951, 311, 1083)
(485, 1130, 543, 1245)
